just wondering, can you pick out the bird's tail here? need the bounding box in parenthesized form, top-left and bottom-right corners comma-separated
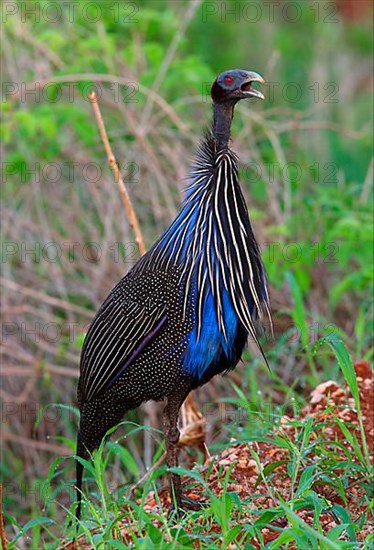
(75, 430, 86, 523)
(73, 406, 126, 525)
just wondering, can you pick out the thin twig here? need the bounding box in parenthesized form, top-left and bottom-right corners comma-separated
(1, 278, 92, 317)
(2, 432, 71, 455)
(359, 157, 373, 204)
(1, 364, 79, 380)
(129, 452, 167, 496)
(88, 92, 146, 256)
(13, 19, 65, 69)
(0, 484, 8, 550)
(26, 74, 189, 133)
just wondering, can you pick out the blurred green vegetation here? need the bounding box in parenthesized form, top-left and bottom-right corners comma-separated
(2, 0, 373, 547)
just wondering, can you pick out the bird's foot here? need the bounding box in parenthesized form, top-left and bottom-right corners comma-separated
(168, 493, 206, 520)
(182, 494, 206, 510)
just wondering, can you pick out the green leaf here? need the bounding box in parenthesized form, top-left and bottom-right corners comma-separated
(102, 540, 129, 549)
(327, 524, 351, 541)
(296, 465, 317, 495)
(286, 272, 309, 347)
(254, 509, 283, 526)
(320, 334, 359, 411)
(329, 505, 357, 541)
(107, 442, 140, 477)
(148, 523, 163, 543)
(10, 517, 55, 545)
(223, 524, 242, 545)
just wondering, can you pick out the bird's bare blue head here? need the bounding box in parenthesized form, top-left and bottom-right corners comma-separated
(210, 69, 264, 150)
(211, 69, 265, 104)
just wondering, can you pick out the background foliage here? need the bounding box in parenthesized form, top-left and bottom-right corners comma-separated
(1, 0, 373, 547)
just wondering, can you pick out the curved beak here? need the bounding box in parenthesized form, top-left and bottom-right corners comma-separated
(240, 71, 265, 100)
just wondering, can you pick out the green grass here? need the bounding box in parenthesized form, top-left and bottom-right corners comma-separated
(4, 340, 372, 549)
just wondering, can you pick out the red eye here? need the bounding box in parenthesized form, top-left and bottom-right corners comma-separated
(224, 76, 233, 85)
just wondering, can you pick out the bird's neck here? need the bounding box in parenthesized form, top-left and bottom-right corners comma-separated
(212, 101, 236, 150)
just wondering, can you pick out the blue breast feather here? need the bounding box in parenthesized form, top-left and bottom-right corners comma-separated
(182, 282, 244, 382)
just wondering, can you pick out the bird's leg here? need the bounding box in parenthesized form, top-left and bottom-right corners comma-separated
(163, 394, 184, 510)
(163, 393, 203, 514)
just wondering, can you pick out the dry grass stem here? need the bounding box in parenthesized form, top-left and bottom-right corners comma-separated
(88, 91, 146, 256)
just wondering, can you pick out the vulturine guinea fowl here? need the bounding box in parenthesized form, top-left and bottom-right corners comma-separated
(76, 69, 271, 519)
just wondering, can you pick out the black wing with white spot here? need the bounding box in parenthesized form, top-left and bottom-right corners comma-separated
(79, 276, 167, 403)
